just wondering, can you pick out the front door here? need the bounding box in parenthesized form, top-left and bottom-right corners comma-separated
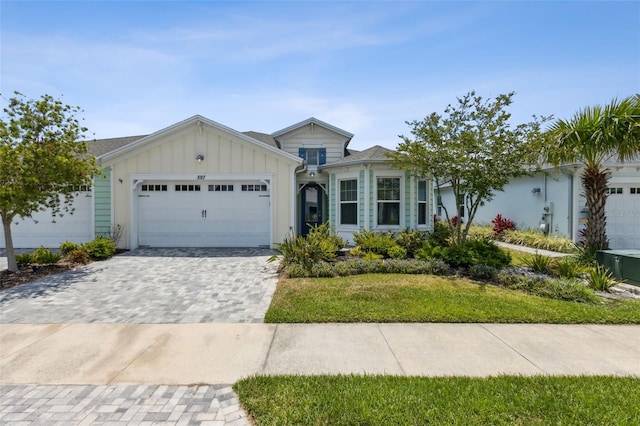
(301, 184, 322, 235)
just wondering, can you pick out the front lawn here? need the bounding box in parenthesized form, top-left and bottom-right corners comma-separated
(264, 274, 640, 323)
(234, 375, 640, 425)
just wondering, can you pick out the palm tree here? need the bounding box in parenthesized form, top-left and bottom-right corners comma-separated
(547, 95, 640, 252)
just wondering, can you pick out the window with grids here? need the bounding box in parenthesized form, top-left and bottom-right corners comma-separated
(141, 184, 167, 192)
(607, 187, 623, 195)
(377, 177, 400, 225)
(417, 180, 428, 225)
(208, 184, 234, 192)
(630, 187, 640, 195)
(174, 184, 201, 192)
(339, 179, 358, 225)
(241, 184, 268, 192)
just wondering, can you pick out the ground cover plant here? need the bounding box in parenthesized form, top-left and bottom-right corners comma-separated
(265, 274, 640, 323)
(235, 375, 640, 426)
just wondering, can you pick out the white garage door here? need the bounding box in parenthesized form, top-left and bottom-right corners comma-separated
(137, 180, 270, 247)
(0, 190, 94, 249)
(605, 184, 640, 249)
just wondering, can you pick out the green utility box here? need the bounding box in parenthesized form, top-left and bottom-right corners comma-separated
(596, 250, 640, 286)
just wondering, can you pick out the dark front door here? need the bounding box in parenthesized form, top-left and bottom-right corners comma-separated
(301, 184, 322, 235)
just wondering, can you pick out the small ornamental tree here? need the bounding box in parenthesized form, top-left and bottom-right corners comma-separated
(389, 91, 551, 245)
(1, 92, 102, 272)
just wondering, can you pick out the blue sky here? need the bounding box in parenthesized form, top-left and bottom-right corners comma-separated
(1, 1, 639, 150)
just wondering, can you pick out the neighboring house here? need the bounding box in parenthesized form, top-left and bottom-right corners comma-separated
(1, 116, 434, 249)
(437, 160, 640, 249)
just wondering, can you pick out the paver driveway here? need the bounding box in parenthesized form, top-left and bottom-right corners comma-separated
(0, 248, 278, 324)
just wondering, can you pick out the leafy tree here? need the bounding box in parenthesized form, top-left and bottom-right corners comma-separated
(1, 92, 101, 272)
(390, 91, 550, 245)
(546, 95, 640, 252)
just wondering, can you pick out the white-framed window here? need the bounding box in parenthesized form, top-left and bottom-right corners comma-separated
(141, 184, 167, 192)
(208, 184, 234, 192)
(339, 179, 358, 225)
(631, 187, 640, 195)
(607, 187, 623, 195)
(417, 180, 428, 225)
(298, 148, 326, 166)
(377, 177, 401, 225)
(175, 184, 201, 192)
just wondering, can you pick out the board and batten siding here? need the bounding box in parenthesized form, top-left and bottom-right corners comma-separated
(106, 122, 298, 249)
(277, 124, 349, 164)
(94, 167, 111, 237)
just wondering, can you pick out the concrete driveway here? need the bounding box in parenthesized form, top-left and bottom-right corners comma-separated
(0, 248, 278, 324)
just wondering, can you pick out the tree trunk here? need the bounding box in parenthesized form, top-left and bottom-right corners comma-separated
(1, 213, 18, 272)
(582, 165, 610, 251)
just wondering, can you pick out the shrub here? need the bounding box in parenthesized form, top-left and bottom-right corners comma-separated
(553, 257, 584, 279)
(491, 214, 515, 235)
(428, 221, 451, 247)
(270, 234, 324, 271)
(59, 240, 82, 256)
(497, 272, 598, 303)
(284, 263, 309, 278)
(587, 264, 619, 291)
(83, 237, 116, 260)
(523, 253, 553, 274)
(310, 261, 338, 278)
(31, 246, 61, 264)
(395, 230, 427, 257)
(469, 264, 498, 282)
(467, 225, 494, 240)
(308, 222, 345, 261)
(363, 252, 384, 260)
(387, 245, 407, 260)
(433, 245, 474, 268)
(500, 229, 577, 254)
(414, 244, 433, 261)
(352, 229, 396, 257)
(464, 239, 511, 269)
(16, 253, 32, 267)
(66, 248, 91, 265)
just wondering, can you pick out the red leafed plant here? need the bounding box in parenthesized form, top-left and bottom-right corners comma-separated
(492, 214, 515, 235)
(451, 216, 463, 226)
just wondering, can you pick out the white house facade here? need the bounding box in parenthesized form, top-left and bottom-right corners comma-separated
(437, 161, 640, 249)
(1, 116, 435, 249)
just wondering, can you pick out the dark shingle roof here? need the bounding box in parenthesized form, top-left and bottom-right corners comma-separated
(322, 145, 393, 168)
(87, 135, 147, 157)
(242, 131, 280, 149)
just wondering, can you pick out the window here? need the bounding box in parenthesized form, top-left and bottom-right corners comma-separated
(298, 148, 326, 165)
(141, 184, 167, 192)
(70, 185, 90, 192)
(377, 177, 400, 225)
(607, 187, 623, 195)
(340, 179, 358, 225)
(417, 180, 428, 225)
(241, 184, 268, 192)
(208, 184, 234, 191)
(630, 188, 640, 195)
(175, 184, 201, 191)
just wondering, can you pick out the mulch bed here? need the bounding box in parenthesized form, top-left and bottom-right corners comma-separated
(1, 264, 77, 291)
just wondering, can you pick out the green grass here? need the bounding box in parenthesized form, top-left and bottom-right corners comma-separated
(235, 375, 640, 425)
(264, 274, 640, 323)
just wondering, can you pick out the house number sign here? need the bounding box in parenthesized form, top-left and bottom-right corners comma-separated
(197, 175, 206, 180)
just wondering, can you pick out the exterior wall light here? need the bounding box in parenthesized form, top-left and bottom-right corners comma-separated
(196, 154, 205, 163)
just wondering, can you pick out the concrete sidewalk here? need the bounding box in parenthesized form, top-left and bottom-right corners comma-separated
(2, 323, 639, 384)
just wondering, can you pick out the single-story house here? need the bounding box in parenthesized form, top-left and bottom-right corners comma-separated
(1, 116, 434, 249)
(437, 160, 640, 249)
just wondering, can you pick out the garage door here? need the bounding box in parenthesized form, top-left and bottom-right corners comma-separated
(605, 184, 640, 249)
(0, 189, 93, 249)
(138, 180, 270, 247)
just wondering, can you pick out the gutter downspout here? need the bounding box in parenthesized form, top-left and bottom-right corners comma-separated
(560, 168, 574, 241)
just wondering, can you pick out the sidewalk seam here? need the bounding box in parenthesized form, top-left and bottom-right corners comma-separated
(377, 324, 405, 375)
(259, 324, 278, 374)
(0, 323, 73, 359)
(105, 325, 170, 385)
(479, 324, 545, 374)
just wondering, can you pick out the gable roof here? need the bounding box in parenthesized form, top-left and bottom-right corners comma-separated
(242, 131, 280, 149)
(97, 115, 302, 164)
(271, 117, 354, 139)
(87, 135, 147, 157)
(321, 145, 393, 169)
